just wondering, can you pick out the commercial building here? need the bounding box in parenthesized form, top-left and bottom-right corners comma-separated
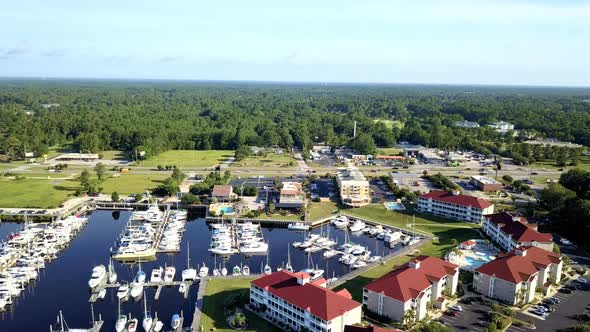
(363, 256, 459, 322)
(390, 172, 419, 187)
(276, 181, 305, 209)
(470, 175, 503, 192)
(54, 153, 100, 161)
(417, 190, 494, 223)
(211, 184, 237, 202)
(454, 120, 480, 128)
(488, 121, 515, 132)
(396, 143, 424, 158)
(474, 246, 562, 305)
(250, 271, 362, 332)
(482, 212, 553, 252)
(337, 168, 371, 208)
(419, 149, 446, 164)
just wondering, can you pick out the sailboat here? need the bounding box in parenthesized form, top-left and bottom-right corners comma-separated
(170, 313, 181, 330)
(108, 258, 118, 284)
(153, 312, 164, 332)
(199, 262, 209, 277)
(242, 264, 250, 276)
(142, 292, 153, 332)
(127, 315, 138, 332)
(232, 265, 241, 276)
(302, 252, 324, 280)
(221, 261, 228, 276)
(285, 244, 294, 272)
(115, 300, 127, 332)
(263, 248, 272, 275)
(181, 243, 197, 281)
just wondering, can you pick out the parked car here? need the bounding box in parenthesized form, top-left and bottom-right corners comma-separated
(577, 277, 588, 284)
(450, 304, 463, 312)
(445, 310, 459, 317)
(559, 288, 572, 294)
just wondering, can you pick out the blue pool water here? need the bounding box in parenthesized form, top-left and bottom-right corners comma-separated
(384, 202, 405, 211)
(219, 206, 234, 214)
(464, 255, 491, 269)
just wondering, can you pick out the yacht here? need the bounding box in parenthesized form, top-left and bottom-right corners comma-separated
(349, 220, 366, 233)
(242, 265, 250, 276)
(88, 265, 106, 289)
(288, 223, 310, 231)
(150, 267, 163, 283)
(164, 266, 176, 283)
(171, 314, 181, 330)
(239, 241, 268, 254)
(323, 249, 338, 259)
(97, 288, 107, 300)
(221, 266, 228, 276)
(130, 282, 143, 301)
(263, 264, 272, 275)
(331, 216, 349, 228)
(178, 282, 187, 294)
(115, 300, 127, 332)
(153, 313, 164, 332)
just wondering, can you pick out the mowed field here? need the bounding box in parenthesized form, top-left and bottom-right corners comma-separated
(139, 150, 234, 168)
(0, 178, 74, 208)
(232, 152, 296, 168)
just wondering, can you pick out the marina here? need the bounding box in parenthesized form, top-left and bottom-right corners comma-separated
(0, 209, 417, 331)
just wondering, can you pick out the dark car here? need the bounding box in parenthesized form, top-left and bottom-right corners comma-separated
(559, 288, 572, 294)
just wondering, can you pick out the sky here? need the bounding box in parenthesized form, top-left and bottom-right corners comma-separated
(1, 0, 589, 86)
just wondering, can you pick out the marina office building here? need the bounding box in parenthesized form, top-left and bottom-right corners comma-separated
(417, 190, 494, 223)
(336, 168, 371, 208)
(362, 256, 459, 322)
(250, 271, 362, 332)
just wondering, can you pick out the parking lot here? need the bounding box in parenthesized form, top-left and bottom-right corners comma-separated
(516, 278, 590, 332)
(369, 178, 395, 202)
(437, 298, 492, 331)
(310, 178, 336, 200)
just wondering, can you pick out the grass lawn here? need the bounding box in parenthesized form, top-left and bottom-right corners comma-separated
(140, 150, 234, 168)
(99, 150, 128, 160)
(233, 152, 296, 168)
(99, 174, 169, 194)
(376, 147, 402, 156)
(201, 278, 281, 332)
(307, 201, 337, 221)
(531, 155, 590, 171)
(249, 213, 302, 221)
(373, 119, 404, 129)
(0, 178, 74, 208)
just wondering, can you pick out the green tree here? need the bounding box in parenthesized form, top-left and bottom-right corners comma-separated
(94, 163, 107, 182)
(111, 191, 120, 202)
(181, 193, 201, 205)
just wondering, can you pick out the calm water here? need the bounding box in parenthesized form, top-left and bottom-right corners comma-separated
(0, 210, 403, 331)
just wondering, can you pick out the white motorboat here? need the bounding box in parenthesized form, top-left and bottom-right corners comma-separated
(292, 241, 302, 248)
(88, 264, 106, 289)
(323, 249, 338, 259)
(171, 314, 181, 330)
(135, 270, 146, 284)
(221, 266, 228, 276)
(242, 265, 250, 276)
(150, 267, 163, 283)
(352, 261, 367, 269)
(199, 263, 209, 278)
(153, 313, 164, 332)
(349, 220, 366, 233)
(164, 266, 176, 282)
(302, 268, 324, 280)
(178, 282, 187, 294)
(264, 264, 272, 275)
(304, 246, 322, 254)
(288, 222, 310, 231)
(116, 283, 129, 300)
(97, 288, 107, 300)
(115, 300, 127, 332)
(331, 216, 349, 228)
(384, 231, 402, 243)
(232, 265, 241, 276)
(130, 282, 143, 300)
(239, 242, 268, 254)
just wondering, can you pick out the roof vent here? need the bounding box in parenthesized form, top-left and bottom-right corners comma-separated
(409, 259, 421, 269)
(515, 249, 527, 257)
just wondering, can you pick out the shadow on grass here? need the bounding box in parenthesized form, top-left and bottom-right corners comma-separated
(202, 289, 281, 332)
(54, 184, 78, 192)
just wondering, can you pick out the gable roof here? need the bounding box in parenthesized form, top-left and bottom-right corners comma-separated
(486, 212, 553, 243)
(364, 256, 458, 302)
(420, 190, 493, 209)
(251, 270, 361, 321)
(475, 246, 561, 283)
(211, 184, 233, 197)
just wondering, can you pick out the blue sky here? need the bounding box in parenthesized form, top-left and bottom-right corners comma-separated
(1, 0, 589, 86)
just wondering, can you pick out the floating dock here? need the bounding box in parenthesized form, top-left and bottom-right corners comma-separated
(89, 280, 195, 303)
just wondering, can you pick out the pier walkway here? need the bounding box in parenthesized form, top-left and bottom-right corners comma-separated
(89, 280, 195, 303)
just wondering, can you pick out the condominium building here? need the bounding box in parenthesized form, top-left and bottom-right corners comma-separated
(474, 246, 562, 305)
(250, 271, 362, 332)
(417, 190, 494, 223)
(482, 212, 553, 252)
(363, 256, 459, 322)
(276, 181, 305, 209)
(336, 168, 370, 208)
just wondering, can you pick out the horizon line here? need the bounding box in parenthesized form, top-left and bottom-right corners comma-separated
(1, 76, 590, 89)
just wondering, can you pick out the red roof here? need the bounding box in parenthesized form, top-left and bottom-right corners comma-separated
(475, 246, 561, 283)
(420, 190, 493, 209)
(251, 270, 361, 321)
(364, 256, 458, 302)
(463, 240, 476, 246)
(344, 325, 402, 332)
(486, 212, 553, 243)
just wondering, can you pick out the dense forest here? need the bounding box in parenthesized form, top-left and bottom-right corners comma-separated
(1, 79, 589, 160)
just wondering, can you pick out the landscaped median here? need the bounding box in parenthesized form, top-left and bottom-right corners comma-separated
(200, 277, 281, 332)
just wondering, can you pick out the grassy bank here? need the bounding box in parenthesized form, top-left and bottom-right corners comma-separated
(140, 150, 234, 168)
(0, 178, 74, 208)
(232, 152, 296, 168)
(201, 278, 280, 332)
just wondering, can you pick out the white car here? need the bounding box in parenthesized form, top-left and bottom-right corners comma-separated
(450, 304, 463, 312)
(577, 277, 588, 284)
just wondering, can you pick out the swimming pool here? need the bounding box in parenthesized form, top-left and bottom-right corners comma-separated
(463, 255, 491, 269)
(219, 206, 235, 214)
(384, 202, 406, 211)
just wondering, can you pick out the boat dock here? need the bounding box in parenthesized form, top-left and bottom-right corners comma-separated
(89, 280, 195, 303)
(190, 277, 209, 332)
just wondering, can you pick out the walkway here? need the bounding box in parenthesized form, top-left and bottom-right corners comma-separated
(190, 277, 209, 331)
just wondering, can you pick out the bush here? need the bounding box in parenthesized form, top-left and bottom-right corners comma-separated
(502, 175, 513, 183)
